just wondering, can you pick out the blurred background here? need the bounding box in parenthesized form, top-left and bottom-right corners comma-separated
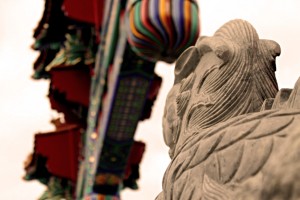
(0, 0, 300, 199)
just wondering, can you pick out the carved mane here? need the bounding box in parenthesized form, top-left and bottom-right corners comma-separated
(176, 19, 280, 134)
(158, 19, 300, 200)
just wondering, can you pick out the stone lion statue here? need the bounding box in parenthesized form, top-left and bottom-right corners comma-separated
(157, 19, 300, 200)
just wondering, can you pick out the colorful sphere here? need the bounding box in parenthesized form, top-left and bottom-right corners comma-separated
(127, 0, 200, 63)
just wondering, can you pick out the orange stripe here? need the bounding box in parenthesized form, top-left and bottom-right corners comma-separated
(184, 0, 191, 35)
(129, 8, 144, 40)
(98, 196, 104, 200)
(181, 0, 191, 47)
(159, 0, 167, 28)
(159, 0, 172, 42)
(165, 0, 174, 47)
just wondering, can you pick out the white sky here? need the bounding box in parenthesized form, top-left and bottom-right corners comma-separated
(0, 0, 300, 199)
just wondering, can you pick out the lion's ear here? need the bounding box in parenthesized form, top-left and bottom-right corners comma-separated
(260, 39, 281, 58)
(174, 46, 200, 84)
(197, 37, 232, 63)
(260, 39, 281, 71)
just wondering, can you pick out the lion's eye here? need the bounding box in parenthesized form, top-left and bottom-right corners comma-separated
(179, 72, 196, 93)
(196, 63, 222, 95)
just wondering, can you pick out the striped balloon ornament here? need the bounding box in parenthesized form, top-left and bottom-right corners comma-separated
(126, 0, 200, 63)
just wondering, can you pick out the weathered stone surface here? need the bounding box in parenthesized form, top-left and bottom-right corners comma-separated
(158, 19, 300, 200)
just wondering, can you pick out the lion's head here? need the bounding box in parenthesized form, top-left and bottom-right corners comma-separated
(163, 19, 281, 158)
